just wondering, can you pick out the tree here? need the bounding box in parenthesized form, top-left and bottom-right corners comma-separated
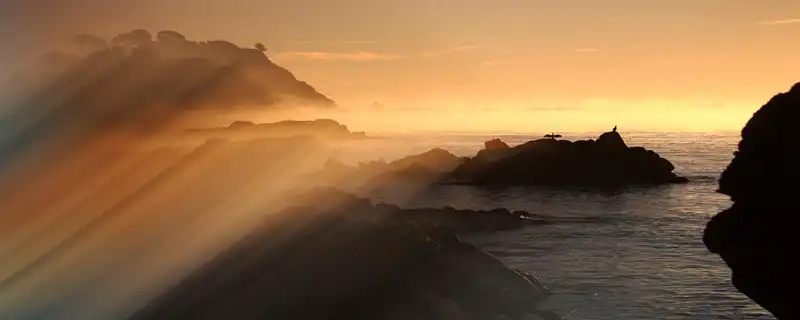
(72, 34, 107, 51)
(255, 42, 267, 53)
(111, 29, 152, 47)
(157, 30, 187, 42)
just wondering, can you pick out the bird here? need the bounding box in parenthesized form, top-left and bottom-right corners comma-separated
(613, 125, 617, 132)
(544, 133, 562, 139)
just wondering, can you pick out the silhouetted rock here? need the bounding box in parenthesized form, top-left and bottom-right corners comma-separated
(186, 119, 365, 139)
(450, 131, 686, 187)
(9, 28, 334, 116)
(386, 148, 463, 173)
(312, 148, 465, 187)
(228, 120, 255, 129)
(0, 29, 336, 169)
(131, 188, 559, 320)
(596, 131, 627, 149)
(473, 138, 518, 164)
(485, 138, 510, 150)
(704, 82, 800, 319)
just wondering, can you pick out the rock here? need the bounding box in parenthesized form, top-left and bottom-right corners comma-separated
(228, 120, 255, 129)
(186, 119, 365, 139)
(596, 131, 627, 149)
(475, 139, 517, 164)
(485, 139, 510, 150)
(131, 188, 559, 320)
(386, 148, 463, 173)
(704, 82, 800, 319)
(450, 131, 685, 187)
(311, 148, 465, 188)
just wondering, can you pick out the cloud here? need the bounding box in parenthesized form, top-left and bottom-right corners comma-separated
(758, 18, 800, 25)
(575, 48, 599, 52)
(276, 51, 405, 61)
(422, 45, 486, 57)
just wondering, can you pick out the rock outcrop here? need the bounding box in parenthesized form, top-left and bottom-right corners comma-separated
(131, 188, 560, 320)
(185, 119, 365, 139)
(312, 148, 466, 188)
(450, 131, 687, 187)
(485, 138, 510, 150)
(21, 29, 335, 110)
(704, 82, 800, 319)
(0, 29, 335, 170)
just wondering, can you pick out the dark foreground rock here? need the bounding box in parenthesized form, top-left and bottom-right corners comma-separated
(704, 83, 800, 319)
(131, 189, 560, 320)
(450, 130, 687, 187)
(287, 188, 599, 233)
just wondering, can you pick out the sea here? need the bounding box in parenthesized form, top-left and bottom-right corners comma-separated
(328, 131, 774, 320)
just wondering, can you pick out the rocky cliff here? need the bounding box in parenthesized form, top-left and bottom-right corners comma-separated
(704, 82, 800, 319)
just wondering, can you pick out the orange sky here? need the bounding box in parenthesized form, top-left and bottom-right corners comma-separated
(3, 0, 800, 131)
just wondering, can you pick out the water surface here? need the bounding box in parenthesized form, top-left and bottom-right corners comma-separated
(336, 132, 773, 320)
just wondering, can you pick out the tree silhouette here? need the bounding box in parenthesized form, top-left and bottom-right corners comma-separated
(255, 43, 267, 53)
(157, 30, 187, 42)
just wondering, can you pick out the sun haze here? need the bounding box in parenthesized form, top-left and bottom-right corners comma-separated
(3, 0, 800, 132)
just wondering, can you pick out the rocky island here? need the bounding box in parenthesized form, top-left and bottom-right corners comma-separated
(450, 130, 688, 187)
(313, 129, 687, 190)
(704, 82, 800, 320)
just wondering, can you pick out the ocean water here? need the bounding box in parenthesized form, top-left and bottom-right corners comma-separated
(330, 132, 775, 320)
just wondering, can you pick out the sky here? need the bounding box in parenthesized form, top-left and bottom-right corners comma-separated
(2, 0, 800, 131)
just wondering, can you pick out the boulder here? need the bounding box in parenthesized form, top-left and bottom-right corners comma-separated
(131, 188, 560, 320)
(450, 131, 685, 187)
(704, 82, 800, 319)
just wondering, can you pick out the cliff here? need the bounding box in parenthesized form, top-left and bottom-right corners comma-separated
(704, 82, 800, 319)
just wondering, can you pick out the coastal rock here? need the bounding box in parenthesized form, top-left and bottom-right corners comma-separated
(485, 138, 510, 150)
(704, 82, 800, 319)
(228, 120, 255, 129)
(295, 188, 563, 232)
(131, 188, 559, 320)
(186, 119, 365, 139)
(596, 131, 627, 149)
(475, 138, 517, 163)
(0, 29, 335, 169)
(450, 131, 686, 187)
(385, 148, 464, 173)
(312, 148, 465, 187)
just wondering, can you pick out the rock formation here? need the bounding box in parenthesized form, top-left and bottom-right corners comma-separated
(131, 188, 561, 320)
(485, 138, 510, 150)
(450, 131, 687, 187)
(312, 148, 466, 188)
(185, 119, 366, 140)
(0, 29, 335, 171)
(704, 82, 800, 319)
(18, 29, 334, 110)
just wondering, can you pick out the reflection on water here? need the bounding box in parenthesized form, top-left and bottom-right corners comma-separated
(339, 132, 774, 320)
